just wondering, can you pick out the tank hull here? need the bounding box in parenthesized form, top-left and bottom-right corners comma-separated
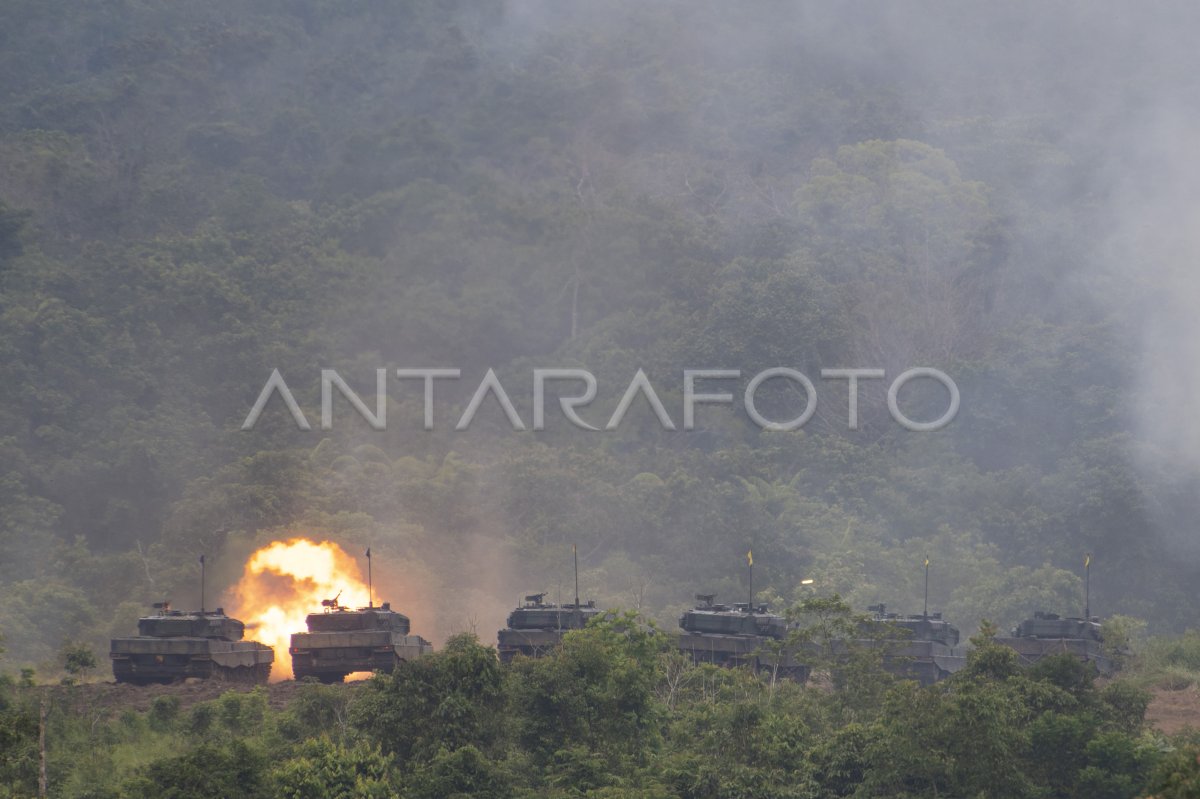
(110, 637, 273, 685)
(885, 648, 967, 686)
(497, 600, 600, 662)
(289, 630, 432, 683)
(828, 639, 967, 686)
(994, 636, 1115, 676)
(678, 632, 810, 681)
(497, 628, 571, 663)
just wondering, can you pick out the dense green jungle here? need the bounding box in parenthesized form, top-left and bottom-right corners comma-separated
(4, 1, 1200, 796)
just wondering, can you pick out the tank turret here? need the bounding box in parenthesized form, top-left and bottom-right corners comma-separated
(1012, 611, 1103, 642)
(995, 610, 1113, 675)
(678, 595, 788, 639)
(304, 604, 413, 635)
(136, 604, 246, 641)
(497, 593, 602, 662)
(289, 600, 433, 683)
(677, 594, 808, 681)
(864, 604, 961, 647)
(110, 602, 273, 685)
(851, 603, 966, 685)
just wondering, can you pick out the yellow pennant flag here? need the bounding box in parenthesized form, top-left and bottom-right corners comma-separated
(747, 549, 753, 567)
(1084, 553, 1091, 568)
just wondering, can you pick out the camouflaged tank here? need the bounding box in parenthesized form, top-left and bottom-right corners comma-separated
(994, 611, 1115, 675)
(110, 604, 273, 685)
(677, 594, 809, 681)
(851, 604, 967, 685)
(497, 593, 602, 662)
(289, 600, 433, 683)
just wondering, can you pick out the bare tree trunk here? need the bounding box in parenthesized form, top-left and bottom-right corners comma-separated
(136, 540, 156, 588)
(38, 694, 48, 798)
(570, 269, 580, 340)
(567, 154, 595, 343)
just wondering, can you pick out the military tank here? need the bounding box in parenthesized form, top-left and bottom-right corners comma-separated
(994, 611, 1115, 675)
(110, 603, 273, 685)
(497, 593, 602, 662)
(677, 594, 809, 681)
(289, 596, 433, 683)
(853, 604, 967, 685)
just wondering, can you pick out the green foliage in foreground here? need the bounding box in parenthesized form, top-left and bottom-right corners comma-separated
(0, 615, 1193, 799)
(1110, 629, 1200, 694)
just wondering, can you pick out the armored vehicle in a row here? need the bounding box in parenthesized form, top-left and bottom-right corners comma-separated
(678, 594, 809, 681)
(289, 598, 433, 683)
(497, 593, 602, 663)
(110, 604, 273, 685)
(994, 611, 1115, 675)
(856, 604, 967, 685)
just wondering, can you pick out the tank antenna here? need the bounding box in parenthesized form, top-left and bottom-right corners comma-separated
(1084, 552, 1091, 619)
(199, 554, 206, 613)
(366, 547, 373, 608)
(576, 544, 585, 623)
(923, 556, 930, 619)
(746, 547, 754, 612)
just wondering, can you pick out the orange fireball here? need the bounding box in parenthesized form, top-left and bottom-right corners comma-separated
(228, 538, 372, 680)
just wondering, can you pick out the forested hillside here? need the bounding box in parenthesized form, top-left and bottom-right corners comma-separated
(1, 0, 1199, 672)
(9, 2, 1200, 797)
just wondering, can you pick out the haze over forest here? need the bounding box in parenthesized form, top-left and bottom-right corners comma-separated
(2, 0, 1200, 669)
